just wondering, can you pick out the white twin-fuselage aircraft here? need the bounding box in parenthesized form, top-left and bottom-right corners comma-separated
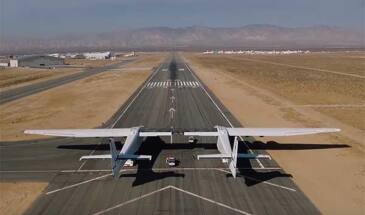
(25, 126, 340, 178)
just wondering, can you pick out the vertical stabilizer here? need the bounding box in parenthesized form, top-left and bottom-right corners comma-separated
(229, 137, 239, 178)
(109, 138, 121, 177)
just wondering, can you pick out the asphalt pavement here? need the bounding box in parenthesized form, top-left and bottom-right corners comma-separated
(0, 54, 320, 215)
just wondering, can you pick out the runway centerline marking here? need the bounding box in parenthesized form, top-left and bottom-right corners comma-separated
(93, 185, 252, 215)
(184, 62, 265, 168)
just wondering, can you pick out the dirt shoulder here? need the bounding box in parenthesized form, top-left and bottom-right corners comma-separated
(0, 182, 48, 215)
(0, 53, 166, 141)
(184, 53, 365, 215)
(64, 57, 129, 68)
(0, 67, 81, 91)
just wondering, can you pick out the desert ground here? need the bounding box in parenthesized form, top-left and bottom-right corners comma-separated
(0, 182, 48, 215)
(0, 53, 166, 214)
(0, 57, 129, 91)
(0, 53, 166, 141)
(183, 52, 365, 215)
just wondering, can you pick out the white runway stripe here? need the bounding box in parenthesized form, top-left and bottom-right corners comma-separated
(94, 185, 253, 215)
(146, 81, 201, 89)
(46, 173, 112, 195)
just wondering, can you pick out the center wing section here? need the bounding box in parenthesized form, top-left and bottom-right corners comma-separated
(184, 131, 218, 136)
(24, 129, 133, 137)
(139, 132, 172, 137)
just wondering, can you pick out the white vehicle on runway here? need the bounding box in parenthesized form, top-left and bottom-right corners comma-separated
(166, 156, 176, 167)
(25, 126, 339, 178)
(123, 159, 134, 167)
(188, 136, 195, 144)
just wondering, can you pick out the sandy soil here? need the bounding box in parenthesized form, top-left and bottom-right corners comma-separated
(0, 182, 48, 215)
(0, 67, 81, 91)
(184, 53, 365, 215)
(242, 52, 365, 77)
(186, 53, 365, 133)
(0, 53, 166, 141)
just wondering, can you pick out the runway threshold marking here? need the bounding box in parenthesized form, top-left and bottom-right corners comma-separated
(0, 167, 283, 174)
(93, 185, 252, 215)
(217, 169, 296, 192)
(64, 167, 282, 173)
(38, 167, 289, 196)
(184, 62, 265, 168)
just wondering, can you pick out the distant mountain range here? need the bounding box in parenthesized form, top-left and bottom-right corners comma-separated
(1, 25, 364, 54)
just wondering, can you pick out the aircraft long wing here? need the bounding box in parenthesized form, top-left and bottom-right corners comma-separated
(185, 128, 340, 137)
(226, 128, 340, 137)
(24, 129, 172, 138)
(24, 129, 133, 137)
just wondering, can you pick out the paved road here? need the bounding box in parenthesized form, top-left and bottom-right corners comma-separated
(0, 59, 135, 105)
(0, 54, 320, 215)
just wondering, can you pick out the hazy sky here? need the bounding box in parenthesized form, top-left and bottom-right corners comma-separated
(1, 0, 364, 37)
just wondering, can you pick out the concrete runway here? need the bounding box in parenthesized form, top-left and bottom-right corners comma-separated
(0, 59, 135, 105)
(0, 54, 320, 215)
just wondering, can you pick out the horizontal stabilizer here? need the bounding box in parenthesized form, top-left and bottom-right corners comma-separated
(80, 154, 112, 160)
(238, 153, 271, 160)
(197, 154, 230, 160)
(79, 154, 152, 161)
(119, 154, 152, 160)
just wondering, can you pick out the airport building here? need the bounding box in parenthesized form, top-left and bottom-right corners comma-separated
(18, 55, 65, 68)
(83, 52, 111, 60)
(0, 56, 18, 68)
